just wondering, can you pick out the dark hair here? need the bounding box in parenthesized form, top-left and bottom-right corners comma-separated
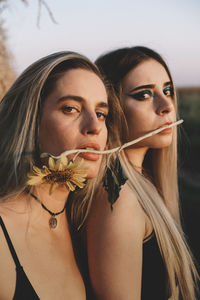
(95, 46, 177, 173)
(95, 46, 173, 96)
(95, 46, 200, 300)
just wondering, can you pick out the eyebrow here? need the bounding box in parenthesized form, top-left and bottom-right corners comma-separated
(57, 95, 84, 103)
(163, 81, 172, 87)
(57, 95, 109, 109)
(127, 81, 173, 93)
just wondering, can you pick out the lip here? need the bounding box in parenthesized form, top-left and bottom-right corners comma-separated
(158, 122, 173, 135)
(78, 142, 101, 161)
(159, 128, 172, 135)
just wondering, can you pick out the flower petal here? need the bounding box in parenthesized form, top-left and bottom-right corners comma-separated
(55, 158, 63, 171)
(66, 181, 75, 191)
(48, 157, 55, 170)
(27, 176, 43, 186)
(27, 156, 88, 194)
(60, 154, 68, 166)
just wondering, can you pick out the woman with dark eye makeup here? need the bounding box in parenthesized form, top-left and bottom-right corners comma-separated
(85, 47, 199, 300)
(129, 84, 173, 101)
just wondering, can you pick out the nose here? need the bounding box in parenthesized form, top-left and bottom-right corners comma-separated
(81, 111, 102, 135)
(155, 95, 174, 116)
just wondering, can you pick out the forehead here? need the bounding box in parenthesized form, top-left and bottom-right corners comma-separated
(122, 59, 170, 88)
(52, 68, 107, 101)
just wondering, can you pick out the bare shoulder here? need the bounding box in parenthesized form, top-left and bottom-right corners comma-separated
(87, 182, 146, 238)
(86, 183, 146, 299)
(0, 201, 17, 299)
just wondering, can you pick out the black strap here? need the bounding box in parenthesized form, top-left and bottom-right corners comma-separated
(0, 216, 21, 268)
(143, 230, 154, 243)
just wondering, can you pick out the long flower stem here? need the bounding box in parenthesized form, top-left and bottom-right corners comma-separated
(41, 119, 183, 160)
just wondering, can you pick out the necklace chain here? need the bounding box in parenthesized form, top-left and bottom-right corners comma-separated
(29, 192, 66, 229)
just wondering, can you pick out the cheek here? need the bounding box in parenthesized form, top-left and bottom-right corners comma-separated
(102, 126, 108, 147)
(124, 102, 151, 129)
(98, 123, 108, 149)
(39, 116, 62, 145)
(172, 108, 176, 121)
(39, 114, 76, 155)
(41, 113, 67, 132)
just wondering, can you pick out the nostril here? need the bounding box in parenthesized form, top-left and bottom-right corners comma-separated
(87, 130, 95, 135)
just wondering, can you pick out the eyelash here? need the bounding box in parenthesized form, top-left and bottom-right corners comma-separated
(96, 111, 108, 120)
(128, 86, 174, 101)
(61, 106, 79, 113)
(62, 105, 78, 113)
(129, 89, 153, 101)
(163, 86, 174, 97)
(61, 106, 108, 120)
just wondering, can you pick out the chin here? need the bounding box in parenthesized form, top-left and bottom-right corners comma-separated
(85, 169, 100, 179)
(151, 136, 173, 149)
(132, 133, 173, 149)
(83, 160, 102, 180)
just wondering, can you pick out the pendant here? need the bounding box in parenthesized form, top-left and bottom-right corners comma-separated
(49, 216, 57, 229)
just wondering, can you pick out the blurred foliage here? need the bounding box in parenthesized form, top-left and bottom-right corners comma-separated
(178, 87, 200, 146)
(177, 87, 200, 177)
(177, 87, 200, 266)
(0, 20, 16, 99)
(0, 0, 56, 99)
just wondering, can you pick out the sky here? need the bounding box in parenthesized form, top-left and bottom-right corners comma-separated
(2, 0, 200, 86)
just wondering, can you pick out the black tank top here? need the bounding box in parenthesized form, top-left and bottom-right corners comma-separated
(142, 232, 168, 299)
(0, 216, 40, 300)
(71, 229, 168, 300)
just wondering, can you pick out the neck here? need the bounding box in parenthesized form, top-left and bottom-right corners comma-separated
(32, 184, 70, 212)
(27, 184, 70, 230)
(125, 147, 148, 173)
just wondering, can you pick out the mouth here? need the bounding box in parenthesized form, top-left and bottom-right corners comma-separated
(157, 122, 173, 135)
(77, 143, 101, 161)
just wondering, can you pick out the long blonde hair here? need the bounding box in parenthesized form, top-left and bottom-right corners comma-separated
(0, 51, 124, 228)
(96, 46, 199, 300)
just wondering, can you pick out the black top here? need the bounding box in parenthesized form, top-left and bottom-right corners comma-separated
(0, 216, 40, 300)
(142, 232, 168, 300)
(71, 229, 168, 300)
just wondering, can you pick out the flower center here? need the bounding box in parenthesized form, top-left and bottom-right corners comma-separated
(44, 170, 73, 183)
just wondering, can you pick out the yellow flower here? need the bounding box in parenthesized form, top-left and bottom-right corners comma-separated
(27, 154, 88, 194)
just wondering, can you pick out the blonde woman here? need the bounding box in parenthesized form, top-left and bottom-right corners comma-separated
(86, 47, 199, 300)
(0, 51, 123, 299)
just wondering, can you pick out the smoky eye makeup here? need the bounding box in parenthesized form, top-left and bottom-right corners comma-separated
(163, 86, 174, 97)
(127, 89, 154, 101)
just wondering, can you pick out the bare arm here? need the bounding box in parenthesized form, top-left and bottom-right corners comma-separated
(86, 184, 147, 300)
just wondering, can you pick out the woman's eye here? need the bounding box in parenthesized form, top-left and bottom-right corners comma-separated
(96, 111, 107, 120)
(61, 106, 78, 113)
(128, 90, 154, 101)
(163, 86, 174, 97)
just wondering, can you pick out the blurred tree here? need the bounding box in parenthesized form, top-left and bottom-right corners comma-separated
(0, 0, 56, 99)
(20, 0, 57, 27)
(178, 87, 200, 189)
(0, 1, 15, 99)
(177, 87, 200, 273)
